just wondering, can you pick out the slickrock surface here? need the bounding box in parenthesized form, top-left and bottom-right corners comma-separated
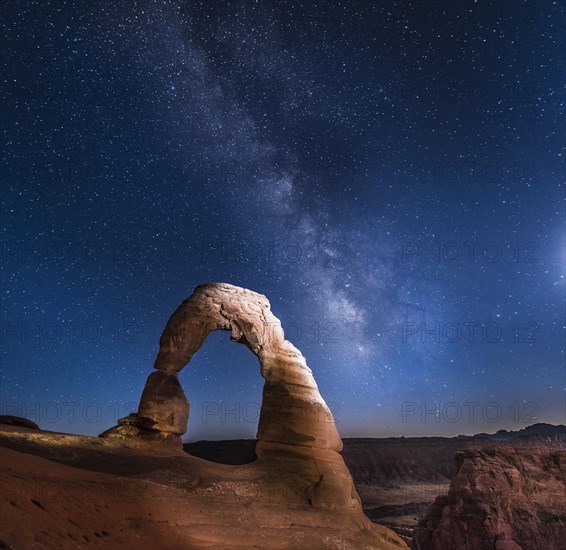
(411, 447, 566, 550)
(0, 422, 407, 549)
(0, 415, 40, 430)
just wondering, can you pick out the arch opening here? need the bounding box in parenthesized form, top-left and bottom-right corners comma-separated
(180, 329, 263, 444)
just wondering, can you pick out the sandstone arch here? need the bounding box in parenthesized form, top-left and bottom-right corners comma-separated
(102, 282, 360, 510)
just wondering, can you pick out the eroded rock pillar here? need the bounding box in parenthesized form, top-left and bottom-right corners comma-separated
(137, 371, 189, 434)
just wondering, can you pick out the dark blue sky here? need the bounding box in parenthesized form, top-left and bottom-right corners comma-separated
(1, 0, 564, 440)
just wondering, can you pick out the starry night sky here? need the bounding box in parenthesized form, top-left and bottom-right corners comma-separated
(1, 0, 564, 441)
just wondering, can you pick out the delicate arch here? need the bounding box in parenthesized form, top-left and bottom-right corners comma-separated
(140, 283, 342, 453)
(101, 283, 359, 510)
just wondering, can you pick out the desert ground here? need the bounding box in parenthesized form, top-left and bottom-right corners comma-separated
(0, 423, 405, 550)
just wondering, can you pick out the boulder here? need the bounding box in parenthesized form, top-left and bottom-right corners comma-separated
(0, 415, 40, 430)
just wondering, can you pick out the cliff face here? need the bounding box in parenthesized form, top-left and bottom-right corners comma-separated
(341, 430, 566, 487)
(340, 437, 461, 486)
(411, 447, 566, 550)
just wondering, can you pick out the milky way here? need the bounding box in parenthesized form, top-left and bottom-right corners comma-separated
(1, 0, 564, 439)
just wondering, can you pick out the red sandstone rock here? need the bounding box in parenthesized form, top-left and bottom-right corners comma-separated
(0, 427, 407, 549)
(411, 447, 566, 550)
(100, 282, 398, 541)
(0, 415, 40, 430)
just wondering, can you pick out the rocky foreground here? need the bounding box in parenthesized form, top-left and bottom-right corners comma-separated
(3, 425, 564, 550)
(0, 423, 406, 550)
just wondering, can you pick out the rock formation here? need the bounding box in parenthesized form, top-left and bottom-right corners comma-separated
(0, 415, 40, 430)
(101, 283, 360, 511)
(412, 447, 566, 550)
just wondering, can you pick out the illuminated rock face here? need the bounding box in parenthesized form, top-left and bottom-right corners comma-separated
(102, 282, 359, 510)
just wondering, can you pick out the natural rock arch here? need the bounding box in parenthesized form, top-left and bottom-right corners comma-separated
(102, 282, 360, 510)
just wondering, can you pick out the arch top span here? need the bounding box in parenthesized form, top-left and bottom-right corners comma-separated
(154, 282, 287, 373)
